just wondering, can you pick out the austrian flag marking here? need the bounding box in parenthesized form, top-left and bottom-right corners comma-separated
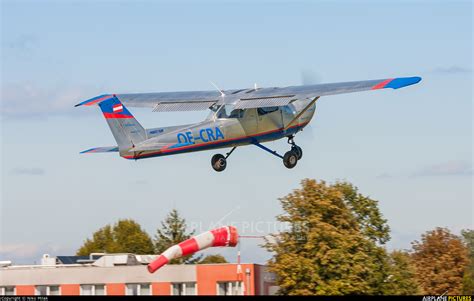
(112, 104, 123, 113)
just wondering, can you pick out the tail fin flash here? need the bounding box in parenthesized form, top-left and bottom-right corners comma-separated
(98, 96, 146, 151)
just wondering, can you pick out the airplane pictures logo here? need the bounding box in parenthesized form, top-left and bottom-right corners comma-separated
(422, 296, 472, 301)
(112, 104, 123, 113)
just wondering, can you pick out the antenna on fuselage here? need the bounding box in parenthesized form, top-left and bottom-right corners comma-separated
(210, 81, 225, 97)
(254, 83, 258, 90)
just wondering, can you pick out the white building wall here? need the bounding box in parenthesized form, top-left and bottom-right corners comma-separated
(0, 264, 196, 286)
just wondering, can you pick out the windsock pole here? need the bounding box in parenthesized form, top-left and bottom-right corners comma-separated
(148, 225, 238, 273)
(237, 242, 245, 295)
(236, 235, 268, 295)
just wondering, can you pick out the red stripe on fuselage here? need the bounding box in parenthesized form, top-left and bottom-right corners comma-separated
(122, 122, 309, 159)
(371, 78, 393, 90)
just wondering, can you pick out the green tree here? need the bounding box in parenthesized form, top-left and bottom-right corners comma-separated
(154, 209, 201, 264)
(77, 219, 154, 255)
(411, 227, 469, 295)
(333, 182, 390, 244)
(199, 254, 228, 264)
(334, 181, 392, 294)
(265, 179, 392, 295)
(383, 250, 420, 295)
(461, 229, 474, 295)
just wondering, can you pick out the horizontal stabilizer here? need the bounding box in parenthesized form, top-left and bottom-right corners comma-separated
(80, 146, 119, 154)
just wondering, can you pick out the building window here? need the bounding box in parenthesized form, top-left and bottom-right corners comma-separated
(35, 285, 60, 295)
(49, 286, 60, 296)
(80, 284, 106, 295)
(95, 284, 105, 295)
(35, 286, 47, 295)
(172, 283, 180, 296)
(125, 283, 151, 296)
(140, 283, 150, 295)
(171, 282, 196, 296)
(80, 285, 92, 295)
(217, 281, 243, 296)
(0, 287, 16, 296)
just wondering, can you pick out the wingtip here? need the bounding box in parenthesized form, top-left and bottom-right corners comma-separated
(413, 76, 422, 84)
(388, 76, 422, 89)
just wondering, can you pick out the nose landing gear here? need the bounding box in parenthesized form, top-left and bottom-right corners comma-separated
(211, 147, 236, 172)
(211, 154, 227, 172)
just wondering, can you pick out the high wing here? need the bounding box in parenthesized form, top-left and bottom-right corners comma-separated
(75, 76, 421, 111)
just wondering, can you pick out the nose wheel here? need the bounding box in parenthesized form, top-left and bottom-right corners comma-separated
(211, 147, 236, 172)
(211, 154, 227, 172)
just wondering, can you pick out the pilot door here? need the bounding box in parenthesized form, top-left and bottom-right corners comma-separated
(256, 107, 285, 132)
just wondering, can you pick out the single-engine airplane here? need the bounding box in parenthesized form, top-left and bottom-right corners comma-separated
(76, 76, 421, 172)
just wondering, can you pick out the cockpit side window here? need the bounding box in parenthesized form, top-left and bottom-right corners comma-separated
(257, 107, 279, 116)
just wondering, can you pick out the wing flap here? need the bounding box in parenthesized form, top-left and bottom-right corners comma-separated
(117, 91, 221, 108)
(234, 95, 295, 109)
(152, 100, 217, 112)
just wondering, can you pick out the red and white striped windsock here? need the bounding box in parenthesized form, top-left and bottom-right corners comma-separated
(147, 225, 238, 273)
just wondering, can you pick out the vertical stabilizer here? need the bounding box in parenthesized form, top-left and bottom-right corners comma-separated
(98, 96, 146, 151)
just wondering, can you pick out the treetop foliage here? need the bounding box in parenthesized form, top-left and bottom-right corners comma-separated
(76, 219, 154, 256)
(411, 227, 469, 295)
(154, 208, 201, 264)
(266, 179, 394, 295)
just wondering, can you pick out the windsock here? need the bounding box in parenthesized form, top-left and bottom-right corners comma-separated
(148, 225, 238, 273)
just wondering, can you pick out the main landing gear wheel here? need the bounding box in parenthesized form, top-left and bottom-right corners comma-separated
(211, 154, 227, 172)
(292, 145, 303, 160)
(283, 151, 298, 169)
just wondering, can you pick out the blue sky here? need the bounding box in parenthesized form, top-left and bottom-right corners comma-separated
(1, 0, 472, 264)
